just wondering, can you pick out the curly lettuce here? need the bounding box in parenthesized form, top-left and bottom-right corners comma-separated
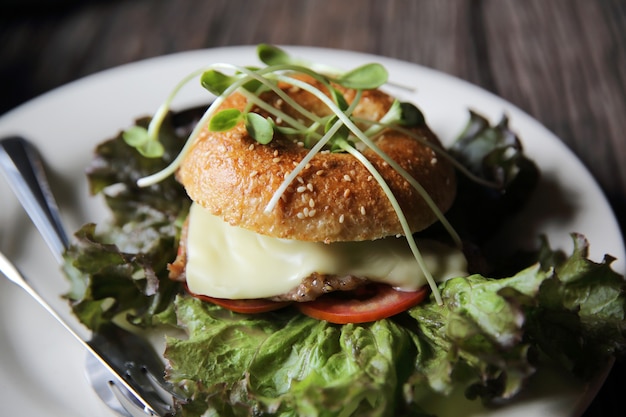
(62, 109, 625, 416)
(62, 110, 199, 329)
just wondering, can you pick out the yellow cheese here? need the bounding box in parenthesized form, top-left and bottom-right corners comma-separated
(185, 202, 467, 299)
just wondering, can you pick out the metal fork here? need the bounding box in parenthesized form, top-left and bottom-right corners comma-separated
(0, 136, 180, 417)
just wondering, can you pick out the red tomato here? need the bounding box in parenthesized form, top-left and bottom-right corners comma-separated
(296, 283, 429, 324)
(185, 286, 291, 314)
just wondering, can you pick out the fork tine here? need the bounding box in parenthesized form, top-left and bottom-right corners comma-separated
(85, 354, 133, 417)
(109, 381, 160, 417)
(142, 366, 187, 402)
(88, 326, 175, 416)
(123, 362, 176, 407)
(91, 323, 185, 402)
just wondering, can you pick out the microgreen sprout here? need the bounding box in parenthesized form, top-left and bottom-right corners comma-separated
(244, 112, 274, 144)
(123, 68, 207, 158)
(122, 126, 164, 158)
(257, 44, 414, 93)
(257, 44, 343, 77)
(334, 63, 389, 90)
(134, 45, 480, 305)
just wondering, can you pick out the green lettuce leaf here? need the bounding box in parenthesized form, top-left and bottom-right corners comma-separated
(405, 234, 626, 406)
(165, 297, 432, 417)
(62, 111, 196, 329)
(441, 111, 541, 253)
(407, 266, 542, 403)
(529, 233, 626, 377)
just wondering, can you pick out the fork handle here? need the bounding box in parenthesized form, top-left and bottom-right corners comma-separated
(0, 136, 69, 262)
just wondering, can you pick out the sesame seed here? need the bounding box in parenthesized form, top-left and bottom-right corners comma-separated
(360, 206, 366, 215)
(273, 150, 279, 157)
(297, 212, 305, 219)
(316, 170, 324, 176)
(297, 141, 305, 147)
(309, 199, 315, 208)
(343, 189, 351, 198)
(307, 183, 314, 191)
(273, 157, 281, 163)
(431, 157, 438, 165)
(303, 207, 310, 216)
(297, 176, 304, 184)
(339, 214, 345, 224)
(309, 209, 317, 217)
(249, 170, 259, 178)
(297, 186, 307, 193)
(343, 174, 352, 182)
(248, 144, 255, 151)
(367, 175, 373, 181)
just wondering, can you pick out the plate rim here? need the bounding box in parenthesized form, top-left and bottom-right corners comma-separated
(0, 45, 623, 417)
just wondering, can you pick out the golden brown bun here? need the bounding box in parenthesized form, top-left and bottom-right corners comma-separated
(177, 75, 456, 242)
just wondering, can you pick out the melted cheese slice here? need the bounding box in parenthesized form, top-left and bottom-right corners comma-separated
(185, 202, 467, 299)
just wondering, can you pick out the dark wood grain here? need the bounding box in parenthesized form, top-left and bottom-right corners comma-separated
(1, 0, 625, 415)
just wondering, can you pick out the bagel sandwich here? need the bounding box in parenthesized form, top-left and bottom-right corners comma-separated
(158, 61, 467, 321)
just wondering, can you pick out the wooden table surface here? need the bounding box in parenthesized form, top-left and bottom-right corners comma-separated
(1, 1, 624, 416)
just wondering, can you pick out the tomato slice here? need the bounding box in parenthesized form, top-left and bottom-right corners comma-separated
(296, 283, 429, 324)
(185, 286, 291, 314)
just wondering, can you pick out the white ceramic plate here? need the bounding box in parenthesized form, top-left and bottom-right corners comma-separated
(0, 46, 623, 417)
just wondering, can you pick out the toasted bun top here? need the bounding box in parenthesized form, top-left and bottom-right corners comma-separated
(176, 75, 456, 242)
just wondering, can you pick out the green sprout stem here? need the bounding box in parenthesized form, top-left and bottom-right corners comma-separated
(269, 73, 462, 249)
(137, 66, 259, 187)
(262, 89, 362, 213)
(264, 118, 345, 213)
(234, 67, 326, 126)
(238, 89, 314, 132)
(353, 116, 500, 189)
(257, 44, 416, 93)
(338, 138, 443, 305)
(139, 62, 339, 187)
(146, 68, 208, 145)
